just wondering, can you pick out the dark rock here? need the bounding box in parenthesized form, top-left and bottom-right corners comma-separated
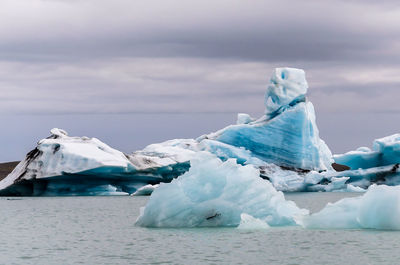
(332, 163, 350, 172)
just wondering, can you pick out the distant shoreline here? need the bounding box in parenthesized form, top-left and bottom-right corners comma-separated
(0, 162, 19, 181)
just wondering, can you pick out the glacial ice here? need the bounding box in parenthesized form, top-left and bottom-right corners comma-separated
(302, 185, 400, 230)
(264, 67, 308, 118)
(237, 213, 270, 230)
(1, 67, 398, 196)
(132, 184, 159, 196)
(135, 152, 308, 227)
(331, 134, 400, 189)
(202, 68, 333, 171)
(0, 129, 189, 196)
(334, 134, 400, 170)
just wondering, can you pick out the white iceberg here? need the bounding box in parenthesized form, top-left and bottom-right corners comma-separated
(0, 129, 185, 196)
(135, 152, 308, 227)
(302, 185, 400, 230)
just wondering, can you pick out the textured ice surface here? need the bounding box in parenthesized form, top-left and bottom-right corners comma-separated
(204, 102, 332, 171)
(132, 184, 159, 196)
(0, 129, 188, 196)
(135, 153, 308, 227)
(0, 67, 360, 196)
(302, 185, 400, 230)
(264, 68, 308, 118)
(236, 113, 254, 125)
(331, 133, 400, 190)
(237, 213, 270, 229)
(334, 134, 400, 170)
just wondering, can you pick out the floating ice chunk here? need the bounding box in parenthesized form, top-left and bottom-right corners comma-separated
(205, 102, 333, 171)
(0, 129, 191, 196)
(265, 68, 308, 117)
(135, 152, 308, 227)
(324, 177, 350, 192)
(301, 197, 361, 229)
(345, 184, 366, 192)
(237, 213, 270, 229)
(0, 128, 138, 195)
(334, 147, 380, 170)
(373, 134, 400, 166)
(131, 184, 159, 196)
(302, 185, 400, 230)
(334, 134, 400, 170)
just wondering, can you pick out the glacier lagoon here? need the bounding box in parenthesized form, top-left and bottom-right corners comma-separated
(0, 67, 399, 263)
(2, 194, 400, 265)
(2, 67, 398, 196)
(0, 68, 399, 236)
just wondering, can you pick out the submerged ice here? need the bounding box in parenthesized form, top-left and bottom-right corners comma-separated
(135, 152, 308, 228)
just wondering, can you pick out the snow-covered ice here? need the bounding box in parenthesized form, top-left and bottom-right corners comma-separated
(0, 129, 186, 196)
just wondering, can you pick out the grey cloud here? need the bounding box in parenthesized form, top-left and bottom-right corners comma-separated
(0, 0, 399, 161)
(0, 0, 399, 64)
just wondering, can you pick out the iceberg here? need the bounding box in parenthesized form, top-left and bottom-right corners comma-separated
(135, 152, 308, 227)
(201, 67, 333, 171)
(330, 134, 400, 189)
(334, 134, 400, 170)
(0, 129, 190, 196)
(302, 185, 400, 230)
(4, 67, 379, 196)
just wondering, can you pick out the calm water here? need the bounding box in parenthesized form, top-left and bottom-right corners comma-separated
(1, 193, 400, 265)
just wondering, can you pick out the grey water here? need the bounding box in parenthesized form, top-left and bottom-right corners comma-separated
(1, 193, 400, 265)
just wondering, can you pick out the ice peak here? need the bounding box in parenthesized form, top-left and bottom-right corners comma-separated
(265, 67, 308, 117)
(50, 128, 69, 138)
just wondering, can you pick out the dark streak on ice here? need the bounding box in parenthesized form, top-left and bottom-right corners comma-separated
(206, 212, 221, 220)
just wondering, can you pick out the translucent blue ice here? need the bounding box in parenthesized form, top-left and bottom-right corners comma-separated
(301, 185, 400, 230)
(334, 134, 400, 170)
(201, 68, 332, 171)
(135, 152, 308, 227)
(205, 101, 332, 171)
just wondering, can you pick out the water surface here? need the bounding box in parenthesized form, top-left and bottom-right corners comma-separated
(0, 193, 399, 265)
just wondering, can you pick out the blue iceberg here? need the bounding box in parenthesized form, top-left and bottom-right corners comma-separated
(334, 134, 400, 170)
(329, 134, 400, 189)
(201, 67, 332, 171)
(135, 152, 308, 227)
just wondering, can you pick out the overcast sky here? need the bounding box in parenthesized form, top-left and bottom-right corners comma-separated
(0, 0, 399, 161)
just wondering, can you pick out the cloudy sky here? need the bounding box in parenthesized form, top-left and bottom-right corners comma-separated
(1, 0, 399, 161)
